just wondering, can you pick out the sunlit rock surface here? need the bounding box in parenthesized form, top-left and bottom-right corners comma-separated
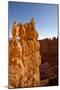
(9, 18, 41, 88)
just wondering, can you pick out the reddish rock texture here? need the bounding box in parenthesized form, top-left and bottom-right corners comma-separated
(39, 37, 58, 83)
(40, 37, 58, 65)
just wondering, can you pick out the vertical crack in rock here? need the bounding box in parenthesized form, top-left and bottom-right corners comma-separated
(9, 18, 41, 88)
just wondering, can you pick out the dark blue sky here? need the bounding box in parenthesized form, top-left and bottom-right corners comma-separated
(8, 2, 58, 39)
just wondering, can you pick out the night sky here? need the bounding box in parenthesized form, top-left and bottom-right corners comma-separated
(8, 2, 58, 39)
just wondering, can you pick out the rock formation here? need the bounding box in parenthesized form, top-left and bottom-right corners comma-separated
(39, 38, 58, 81)
(9, 18, 41, 88)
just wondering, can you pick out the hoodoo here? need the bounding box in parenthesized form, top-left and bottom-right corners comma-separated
(9, 18, 41, 88)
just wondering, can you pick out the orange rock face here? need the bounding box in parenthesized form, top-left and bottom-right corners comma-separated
(9, 18, 41, 88)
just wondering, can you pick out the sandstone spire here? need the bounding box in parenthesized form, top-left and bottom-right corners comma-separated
(9, 18, 41, 88)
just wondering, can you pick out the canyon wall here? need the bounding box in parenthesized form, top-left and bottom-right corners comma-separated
(40, 38, 58, 81)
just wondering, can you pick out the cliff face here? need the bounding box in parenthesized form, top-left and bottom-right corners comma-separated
(39, 38, 58, 81)
(40, 38, 58, 65)
(9, 18, 41, 88)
